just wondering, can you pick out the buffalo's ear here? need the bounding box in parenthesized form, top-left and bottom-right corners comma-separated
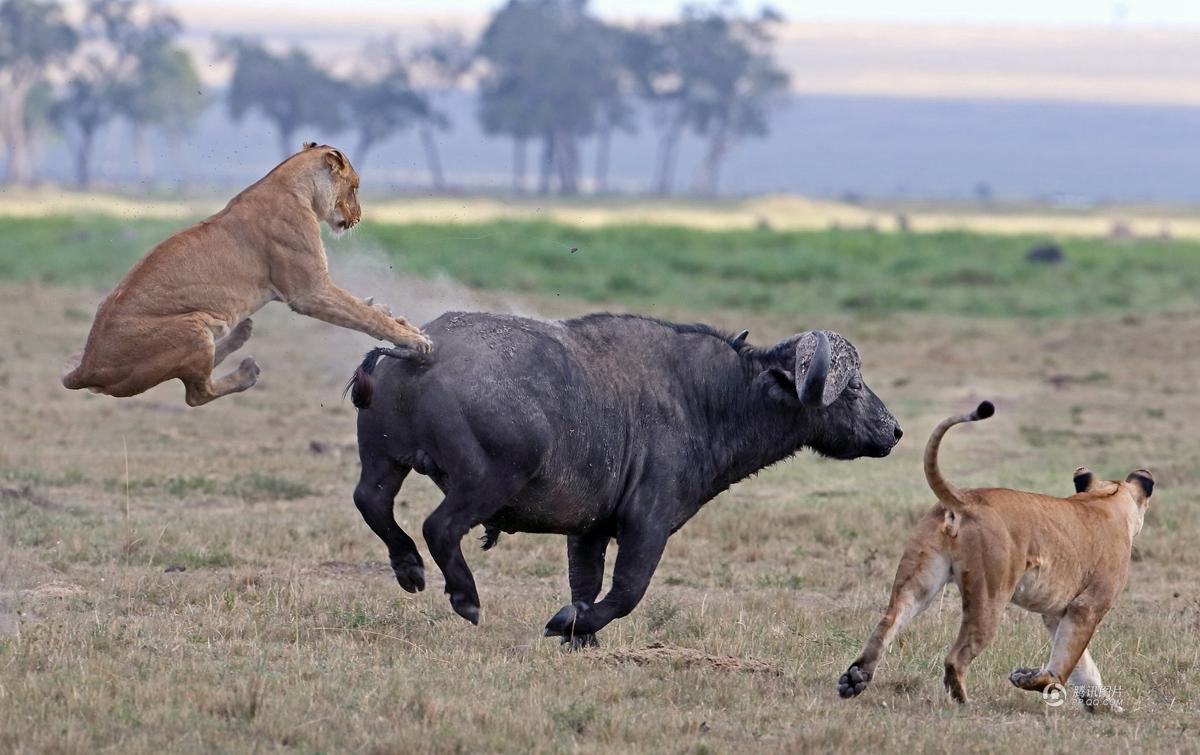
(302, 141, 318, 150)
(794, 330, 861, 406)
(1073, 467, 1095, 493)
(1126, 469, 1154, 500)
(761, 367, 798, 403)
(324, 148, 348, 173)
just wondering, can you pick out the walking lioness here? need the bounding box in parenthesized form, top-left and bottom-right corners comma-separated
(62, 143, 430, 406)
(837, 401, 1153, 710)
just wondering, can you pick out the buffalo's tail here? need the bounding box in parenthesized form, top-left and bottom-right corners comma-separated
(344, 347, 412, 409)
(924, 400, 994, 512)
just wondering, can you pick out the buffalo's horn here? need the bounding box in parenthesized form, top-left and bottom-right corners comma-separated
(731, 330, 749, 347)
(797, 331, 830, 406)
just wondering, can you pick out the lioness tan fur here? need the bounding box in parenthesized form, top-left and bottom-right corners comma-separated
(837, 400, 1153, 710)
(61, 143, 430, 406)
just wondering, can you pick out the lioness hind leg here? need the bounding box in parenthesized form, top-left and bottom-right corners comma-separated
(1011, 608, 1112, 708)
(942, 563, 1009, 704)
(1034, 615, 1119, 711)
(213, 318, 253, 367)
(183, 357, 260, 407)
(839, 540, 951, 699)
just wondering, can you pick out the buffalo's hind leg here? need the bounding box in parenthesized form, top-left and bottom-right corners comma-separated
(558, 534, 610, 649)
(354, 460, 425, 593)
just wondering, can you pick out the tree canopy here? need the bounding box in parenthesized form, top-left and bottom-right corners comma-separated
(225, 39, 345, 160)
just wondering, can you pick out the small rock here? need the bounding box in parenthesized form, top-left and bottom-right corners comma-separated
(309, 441, 330, 455)
(164, 565, 187, 573)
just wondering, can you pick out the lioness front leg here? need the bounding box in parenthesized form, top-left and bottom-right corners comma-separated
(289, 281, 431, 351)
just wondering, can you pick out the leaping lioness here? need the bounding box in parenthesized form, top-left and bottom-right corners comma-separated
(62, 143, 430, 406)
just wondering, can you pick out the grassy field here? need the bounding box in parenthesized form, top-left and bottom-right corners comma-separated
(7, 213, 1200, 318)
(2, 212, 1199, 753)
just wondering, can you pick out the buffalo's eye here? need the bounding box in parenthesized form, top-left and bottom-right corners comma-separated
(847, 377, 863, 392)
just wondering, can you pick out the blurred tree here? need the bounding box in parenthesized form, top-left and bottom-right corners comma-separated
(407, 30, 472, 191)
(644, 3, 788, 196)
(0, 0, 77, 184)
(225, 39, 345, 160)
(88, 0, 203, 185)
(50, 65, 119, 187)
(350, 39, 428, 169)
(591, 26, 644, 194)
(351, 82, 425, 171)
(478, 0, 620, 195)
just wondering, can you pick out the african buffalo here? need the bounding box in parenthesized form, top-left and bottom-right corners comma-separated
(347, 312, 901, 645)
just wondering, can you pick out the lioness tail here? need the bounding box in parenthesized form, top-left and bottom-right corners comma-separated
(924, 401, 994, 512)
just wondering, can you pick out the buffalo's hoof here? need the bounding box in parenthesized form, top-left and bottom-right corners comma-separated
(390, 556, 425, 593)
(449, 593, 480, 625)
(543, 601, 594, 639)
(837, 664, 871, 699)
(560, 633, 599, 651)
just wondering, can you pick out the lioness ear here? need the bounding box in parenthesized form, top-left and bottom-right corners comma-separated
(1126, 469, 1154, 500)
(1073, 466, 1095, 493)
(324, 148, 347, 173)
(302, 141, 318, 150)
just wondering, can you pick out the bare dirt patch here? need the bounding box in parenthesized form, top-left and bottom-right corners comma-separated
(595, 641, 780, 675)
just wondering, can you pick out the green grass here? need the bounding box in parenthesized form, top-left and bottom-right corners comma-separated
(6, 214, 1200, 317)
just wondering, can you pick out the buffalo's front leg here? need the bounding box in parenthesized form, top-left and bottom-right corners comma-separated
(545, 526, 668, 639)
(353, 461, 425, 592)
(558, 534, 610, 649)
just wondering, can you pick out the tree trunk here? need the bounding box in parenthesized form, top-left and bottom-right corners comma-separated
(593, 122, 611, 195)
(538, 132, 554, 196)
(693, 123, 731, 197)
(165, 128, 190, 192)
(654, 111, 685, 196)
(418, 122, 445, 192)
(512, 138, 526, 194)
(0, 77, 35, 185)
(355, 133, 375, 170)
(556, 130, 579, 196)
(131, 124, 155, 189)
(278, 124, 295, 161)
(76, 126, 96, 188)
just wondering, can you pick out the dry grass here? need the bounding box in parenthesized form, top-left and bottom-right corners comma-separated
(2, 279, 1199, 753)
(5, 188, 1200, 239)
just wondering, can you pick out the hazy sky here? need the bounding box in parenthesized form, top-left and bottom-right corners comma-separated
(166, 0, 1200, 26)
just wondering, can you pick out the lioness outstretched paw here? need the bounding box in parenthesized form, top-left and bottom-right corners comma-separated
(363, 296, 393, 316)
(837, 664, 872, 698)
(1009, 667, 1057, 692)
